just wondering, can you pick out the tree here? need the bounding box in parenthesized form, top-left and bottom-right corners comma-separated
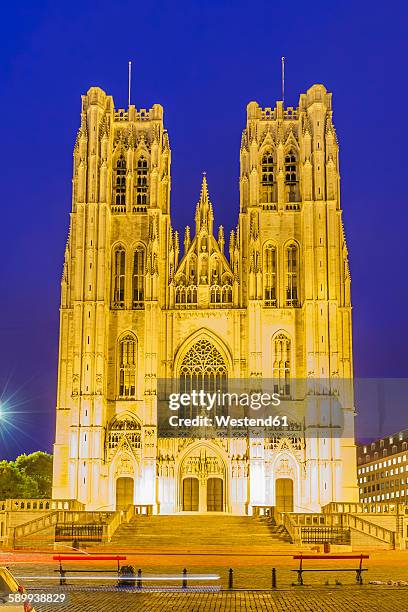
(14, 452, 53, 497)
(0, 452, 53, 500)
(0, 461, 39, 499)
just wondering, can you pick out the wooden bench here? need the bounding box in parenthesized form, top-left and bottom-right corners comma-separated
(53, 555, 127, 586)
(292, 554, 369, 586)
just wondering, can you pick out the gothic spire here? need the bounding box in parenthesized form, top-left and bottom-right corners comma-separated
(195, 173, 214, 235)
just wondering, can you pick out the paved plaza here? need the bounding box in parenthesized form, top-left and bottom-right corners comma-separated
(23, 588, 408, 612)
(3, 550, 407, 611)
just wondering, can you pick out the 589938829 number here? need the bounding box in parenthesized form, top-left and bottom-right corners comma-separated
(8, 592, 67, 604)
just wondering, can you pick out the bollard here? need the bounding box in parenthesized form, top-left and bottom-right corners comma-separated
(182, 568, 188, 590)
(228, 568, 234, 589)
(272, 567, 277, 589)
(137, 568, 142, 590)
(59, 569, 66, 587)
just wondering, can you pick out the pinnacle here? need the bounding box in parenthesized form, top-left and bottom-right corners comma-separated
(199, 171, 209, 203)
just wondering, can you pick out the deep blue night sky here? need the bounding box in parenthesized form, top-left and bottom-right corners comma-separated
(0, 1, 407, 460)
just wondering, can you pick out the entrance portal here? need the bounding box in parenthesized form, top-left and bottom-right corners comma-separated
(116, 477, 134, 510)
(207, 477, 223, 511)
(275, 478, 294, 512)
(183, 477, 199, 511)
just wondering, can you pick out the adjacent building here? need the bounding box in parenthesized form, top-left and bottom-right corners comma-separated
(357, 430, 408, 503)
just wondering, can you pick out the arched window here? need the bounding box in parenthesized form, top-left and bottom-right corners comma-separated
(135, 156, 148, 210)
(285, 150, 300, 204)
(132, 246, 145, 309)
(210, 285, 232, 306)
(175, 285, 197, 308)
(273, 334, 291, 397)
(286, 243, 299, 307)
(261, 152, 275, 203)
(264, 244, 277, 306)
(179, 339, 227, 418)
(112, 246, 126, 308)
(113, 155, 126, 212)
(285, 150, 298, 183)
(118, 335, 137, 398)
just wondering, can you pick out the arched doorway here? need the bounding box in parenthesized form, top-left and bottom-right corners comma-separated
(179, 446, 226, 512)
(207, 477, 223, 511)
(275, 478, 294, 512)
(183, 477, 199, 511)
(116, 477, 134, 510)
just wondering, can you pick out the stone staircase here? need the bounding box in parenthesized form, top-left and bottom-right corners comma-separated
(94, 514, 294, 553)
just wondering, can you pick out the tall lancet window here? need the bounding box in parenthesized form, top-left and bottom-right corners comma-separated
(118, 335, 137, 398)
(264, 244, 277, 306)
(286, 243, 299, 307)
(132, 246, 145, 309)
(261, 151, 275, 203)
(112, 246, 126, 309)
(114, 155, 126, 211)
(135, 156, 148, 209)
(273, 334, 291, 397)
(285, 150, 299, 202)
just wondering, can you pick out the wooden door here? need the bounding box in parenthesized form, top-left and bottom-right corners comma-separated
(207, 477, 223, 511)
(183, 477, 199, 511)
(116, 477, 134, 510)
(275, 478, 294, 512)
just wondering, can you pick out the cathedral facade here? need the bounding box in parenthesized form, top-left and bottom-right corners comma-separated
(52, 84, 359, 514)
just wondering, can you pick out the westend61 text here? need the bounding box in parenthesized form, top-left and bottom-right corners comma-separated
(168, 414, 289, 428)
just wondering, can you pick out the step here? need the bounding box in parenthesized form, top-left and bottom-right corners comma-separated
(103, 515, 294, 551)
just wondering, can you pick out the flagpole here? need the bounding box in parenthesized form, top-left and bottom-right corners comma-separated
(128, 61, 132, 107)
(281, 56, 285, 107)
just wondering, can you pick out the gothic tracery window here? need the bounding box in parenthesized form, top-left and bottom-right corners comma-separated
(285, 150, 298, 183)
(273, 333, 291, 397)
(118, 335, 137, 398)
(179, 339, 227, 417)
(132, 246, 145, 308)
(113, 155, 126, 212)
(264, 244, 277, 306)
(112, 246, 126, 308)
(175, 285, 197, 308)
(285, 149, 300, 203)
(286, 243, 299, 307)
(135, 156, 148, 210)
(261, 151, 275, 203)
(107, 415, 141, 455)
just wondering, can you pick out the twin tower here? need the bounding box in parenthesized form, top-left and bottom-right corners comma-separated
(52, 84, 358, 514)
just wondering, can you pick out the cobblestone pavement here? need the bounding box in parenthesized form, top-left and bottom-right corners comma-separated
(25, 588, 408, 612)
(5, 550, 408, 610)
